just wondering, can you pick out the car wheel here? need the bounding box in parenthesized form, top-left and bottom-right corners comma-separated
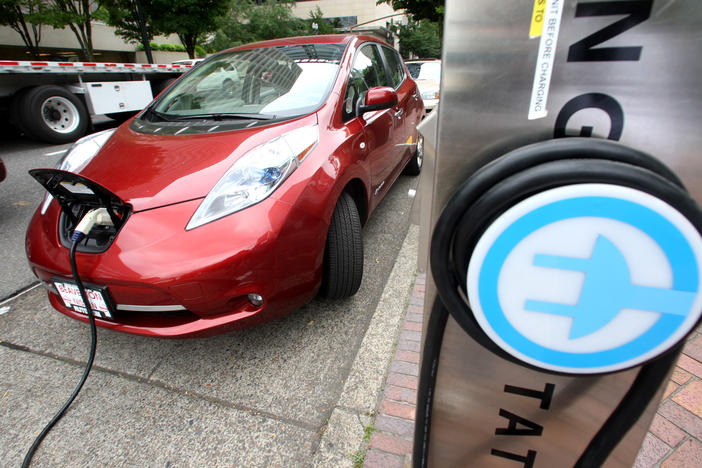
(404, 134, 424, 176)
(321, 192, 364, 299)
(17, 85, 89, 144)
(9, 88, 31, 136)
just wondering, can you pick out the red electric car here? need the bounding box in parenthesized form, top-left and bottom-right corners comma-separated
(25, 35, 424, 338)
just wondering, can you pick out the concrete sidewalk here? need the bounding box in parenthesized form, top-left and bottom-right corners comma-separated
(310, 224, 421, 466)
(357, 274, 702, 467)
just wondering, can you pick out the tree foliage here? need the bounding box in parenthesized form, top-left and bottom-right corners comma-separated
(148, 0, 229, 58)
(97, 0, 155, 44)
(0, 0, 45, 58)
(379, 0, 443, 44)
(39, 0, 100, 61)
(397, 18, 440, 59)
(208, 0, 324, 53)
(378, 0, 443, 23)
(308, 6, 337, 35)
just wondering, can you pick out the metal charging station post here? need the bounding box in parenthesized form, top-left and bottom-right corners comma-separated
(415, 1, 702, 466)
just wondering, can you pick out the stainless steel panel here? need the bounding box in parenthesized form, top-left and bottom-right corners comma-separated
(423, 0, 700, 465)
(428, 317, 666, 467)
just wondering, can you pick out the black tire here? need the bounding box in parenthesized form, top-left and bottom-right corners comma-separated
(320, 192, 364, 298)
(9, 88, 32, 136)
(404, 134, 423, 176)
(17, 85, 88, 144)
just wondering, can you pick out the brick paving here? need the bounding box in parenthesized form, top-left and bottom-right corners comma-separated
(364, 273, 702, 468)
(364, 274, 425, 468)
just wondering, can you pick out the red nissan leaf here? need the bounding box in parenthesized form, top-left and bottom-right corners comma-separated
(25, 35, 424, 338)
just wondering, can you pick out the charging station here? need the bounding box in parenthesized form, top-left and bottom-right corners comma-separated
(415, 1, 702, 466)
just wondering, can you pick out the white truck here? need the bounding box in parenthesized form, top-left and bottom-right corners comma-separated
(0, 60, 191, 144)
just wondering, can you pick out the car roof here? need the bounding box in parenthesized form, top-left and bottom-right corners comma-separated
(172, 58, 204, 65)
(228, 34, 387, 52)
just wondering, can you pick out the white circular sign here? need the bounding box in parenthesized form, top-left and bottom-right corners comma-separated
(466, 184, 702, 374)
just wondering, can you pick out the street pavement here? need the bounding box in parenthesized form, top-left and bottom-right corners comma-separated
(0, 223, 419, 467)
(0, 117, 119, 301)
(0, 134, 421, 466)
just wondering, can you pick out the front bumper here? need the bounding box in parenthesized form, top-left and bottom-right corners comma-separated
(26, 196, 327, 338)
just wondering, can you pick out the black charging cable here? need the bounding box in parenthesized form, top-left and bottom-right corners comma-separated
(22, 240, 98, 467)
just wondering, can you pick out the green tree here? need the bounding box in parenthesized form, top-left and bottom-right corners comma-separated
(378, 0, 443, 23)
(208, 0, 321, 53)
(378, 0, 444, 40)
(397, 18, 440, 59)
(244, 0, 307, 41)
(308, 6, 336, 35)
(149, 0, 230, 58)
(39, 0, 100, 61)
(0, 0, 45, 59)
(95, 0, 160, 62)
(97, 0, 155, 44)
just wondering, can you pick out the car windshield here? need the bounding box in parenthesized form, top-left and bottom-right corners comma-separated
(152, 43, 345, 119)
(407, 62, 441, 81)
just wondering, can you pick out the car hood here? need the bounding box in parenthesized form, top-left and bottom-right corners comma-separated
(79, 117, 314, 212)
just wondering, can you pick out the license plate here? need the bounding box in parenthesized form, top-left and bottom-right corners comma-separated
(54, 280, 114, 319)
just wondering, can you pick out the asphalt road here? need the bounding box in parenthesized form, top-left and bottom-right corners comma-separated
(0, 129, 419, 466)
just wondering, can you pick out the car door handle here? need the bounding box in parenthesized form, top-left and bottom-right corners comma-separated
(395, 108, 404, 118)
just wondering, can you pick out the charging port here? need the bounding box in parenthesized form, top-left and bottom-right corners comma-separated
(29, 169, 132, 253)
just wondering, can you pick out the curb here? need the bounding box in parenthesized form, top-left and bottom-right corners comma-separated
(364, 273, 424, 468)
(313, 224, 420, 467)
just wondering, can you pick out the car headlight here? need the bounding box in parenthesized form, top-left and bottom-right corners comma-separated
(40, 128, 116, 214)
(186, 124, 318, 230)
(59, 128, 116, 173)
(421, 90, 440, 100)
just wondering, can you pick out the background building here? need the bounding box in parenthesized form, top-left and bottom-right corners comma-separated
(0, 20, 184, 62)
(0, 0, 405, 62)
(292, 0, 406, 45)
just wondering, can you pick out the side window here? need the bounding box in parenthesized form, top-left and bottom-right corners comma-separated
(381, 47, 405, 89)
(343, 44, 388, 121)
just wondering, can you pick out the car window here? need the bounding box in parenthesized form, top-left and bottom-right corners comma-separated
(407, 61, 441, 81)
(343, 44, 388, 121)
(406, 63, 421, 80)
(195, 63, 240, 92)
(152, 43, 345, 119)
(381, 47, 405, 89)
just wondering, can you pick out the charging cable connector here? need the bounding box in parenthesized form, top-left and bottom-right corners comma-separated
(71, 208, 113, 242)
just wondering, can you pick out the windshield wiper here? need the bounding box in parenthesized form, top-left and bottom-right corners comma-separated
(172, 113, 276, 121)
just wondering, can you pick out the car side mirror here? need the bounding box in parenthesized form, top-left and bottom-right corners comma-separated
(357, 86, 398, 116)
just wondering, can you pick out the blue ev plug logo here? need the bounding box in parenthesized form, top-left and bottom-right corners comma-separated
(466, 184, 702, 374)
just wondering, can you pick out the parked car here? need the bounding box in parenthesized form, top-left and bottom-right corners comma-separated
(406, 59, 441, 114)
(26, 34, 424, 338)
(0, 157, 5, 182)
